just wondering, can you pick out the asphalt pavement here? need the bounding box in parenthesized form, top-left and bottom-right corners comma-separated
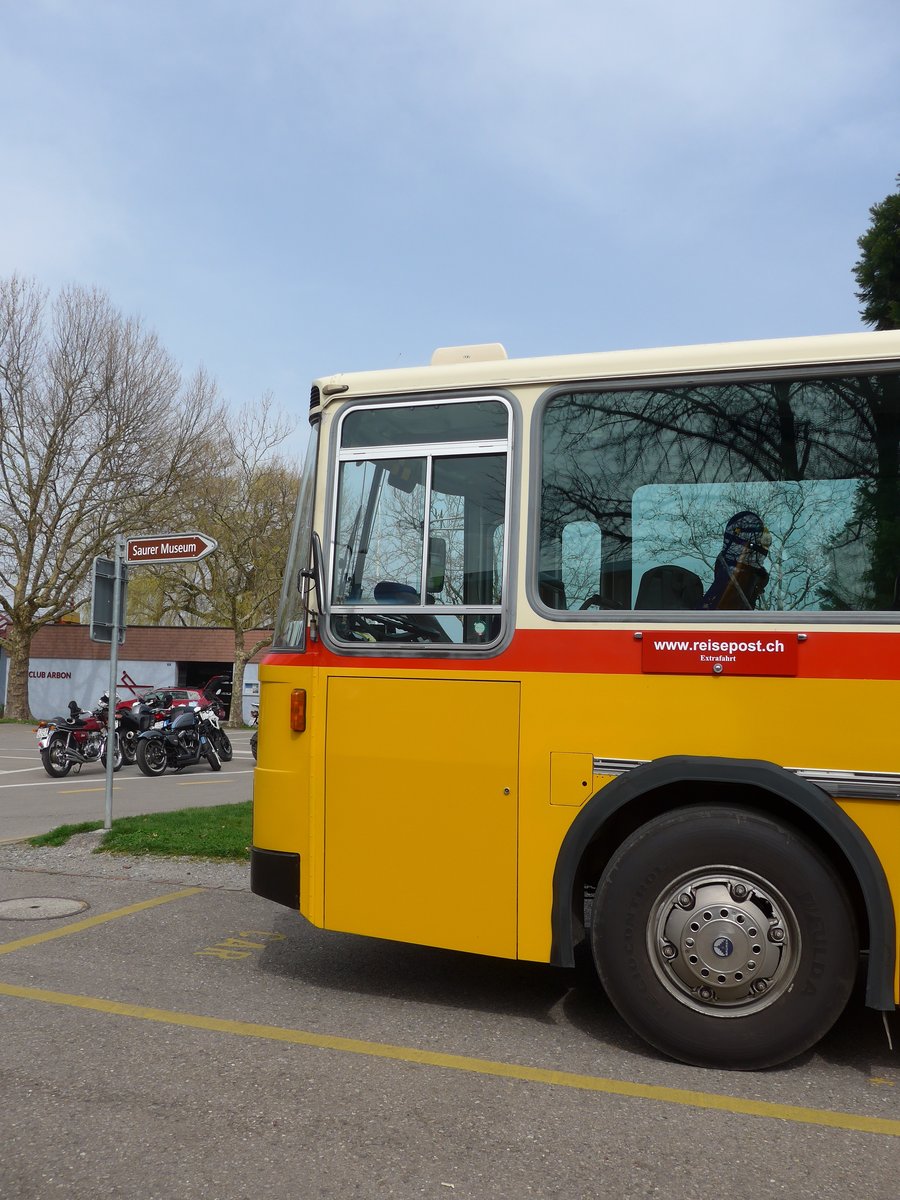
(1, 724, 898, 1199)
(0, 722, 255, 842)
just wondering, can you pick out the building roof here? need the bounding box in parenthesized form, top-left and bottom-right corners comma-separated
(30, 624, 272, 662)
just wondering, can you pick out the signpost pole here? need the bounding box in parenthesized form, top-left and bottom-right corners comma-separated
(103, 535, 125, 831)
(92, 531, 215, 830)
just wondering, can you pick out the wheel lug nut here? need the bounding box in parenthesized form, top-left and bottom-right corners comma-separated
(698, 986, 714, 1001)
(769, 926, 785, 943)
(751, 979, 769, 994)
(730, 883, 748, 902)
(677, 892, 694, 910)
(661, 943, 677, 959)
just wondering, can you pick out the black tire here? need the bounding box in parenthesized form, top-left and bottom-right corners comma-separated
(205, 740, 222, 771)
(121, 732, 138, 766)
(215, 730, 233, 762)
(40, 734, 73, 778)
(250, 730, 257, 761)
(591, 806, 858, 1070)
(136, 738, 168, 777)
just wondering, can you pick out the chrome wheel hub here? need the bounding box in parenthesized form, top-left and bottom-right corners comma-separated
(649, 870, 799, 1016)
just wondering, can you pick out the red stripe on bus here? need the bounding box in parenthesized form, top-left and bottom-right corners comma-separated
(263, 627, 900, 681)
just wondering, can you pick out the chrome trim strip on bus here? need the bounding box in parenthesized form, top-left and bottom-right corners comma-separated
(330, 603, 503, 615)
(338, 438, 509, 460)
(591, 757, 900, 800)
(592, 758, 648, 776)
(788, 769, 900, 800)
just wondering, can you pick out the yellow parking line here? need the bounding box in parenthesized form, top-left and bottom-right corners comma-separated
(59, 787, 110, 794)
(0, 888, 204, 956)
(0, 978, 896, 1137)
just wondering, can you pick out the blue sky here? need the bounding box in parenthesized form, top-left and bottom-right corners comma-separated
(2, 1, 898, 459)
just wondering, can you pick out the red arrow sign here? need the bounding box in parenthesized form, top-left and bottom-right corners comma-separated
(125, 531, 218, 565)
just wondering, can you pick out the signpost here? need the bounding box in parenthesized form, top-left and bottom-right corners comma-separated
(97, 531, 217, 830)
(125, 532, 217, 565)
(90, 556, 128, 644)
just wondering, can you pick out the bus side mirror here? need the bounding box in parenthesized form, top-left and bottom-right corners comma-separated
(427, 536, 446, 594)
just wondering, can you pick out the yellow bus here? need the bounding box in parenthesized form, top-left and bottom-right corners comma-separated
(252, 331, 900, 1069)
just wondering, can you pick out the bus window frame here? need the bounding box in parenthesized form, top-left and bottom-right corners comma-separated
(527, 359, 900, 626)
(271, 424, 321, 651)
(319, 390, 521, 658)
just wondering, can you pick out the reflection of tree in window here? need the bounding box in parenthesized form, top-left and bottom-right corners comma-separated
(428, 492, 465, 604)
(541, 373, 900, 613)
(333, 459, 426, 603)
(632, 480, 864, 611)
(368, 471, 426, 597)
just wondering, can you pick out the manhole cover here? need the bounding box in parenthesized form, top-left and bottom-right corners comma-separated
(0, 897, 89, 921)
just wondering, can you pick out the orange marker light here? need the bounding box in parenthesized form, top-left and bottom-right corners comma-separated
(290, 688, 307, 732)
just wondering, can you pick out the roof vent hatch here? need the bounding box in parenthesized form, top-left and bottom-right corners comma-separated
(430, 343, 508, 366)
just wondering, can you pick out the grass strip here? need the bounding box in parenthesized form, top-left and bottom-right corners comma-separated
(29, 802, 251, 860)
(28, 820, 103, 847)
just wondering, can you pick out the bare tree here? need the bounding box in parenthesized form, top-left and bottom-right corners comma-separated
(129, 395, 300, 724)
(0, 275, 223, 719)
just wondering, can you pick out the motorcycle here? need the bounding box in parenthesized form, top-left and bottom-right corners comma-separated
(36, 696, 123, 778)
(250, 703, 258, 761)
(209, 720, 233, 763)
(134, 700, 223, 776)
(119, 696, 171, 764)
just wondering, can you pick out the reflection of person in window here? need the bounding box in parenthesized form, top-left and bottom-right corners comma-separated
(700, 511, 771, 610)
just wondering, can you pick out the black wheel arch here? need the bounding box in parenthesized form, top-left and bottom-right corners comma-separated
(550, 755, 896, 1011)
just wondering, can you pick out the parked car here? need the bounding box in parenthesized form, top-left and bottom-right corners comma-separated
(201, 674, 233, 718)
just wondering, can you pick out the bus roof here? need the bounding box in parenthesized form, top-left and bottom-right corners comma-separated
(311, 329, 900, 411)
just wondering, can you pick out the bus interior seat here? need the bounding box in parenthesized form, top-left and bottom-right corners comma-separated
(538, 575, 567, 609)
(635, 565, 704, 610)
(373, 581, 421, 604)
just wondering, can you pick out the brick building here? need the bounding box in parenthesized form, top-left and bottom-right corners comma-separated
(18, 624, 271, 720)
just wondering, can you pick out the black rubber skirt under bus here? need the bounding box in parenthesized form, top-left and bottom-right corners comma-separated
(250, 847, 300, 910)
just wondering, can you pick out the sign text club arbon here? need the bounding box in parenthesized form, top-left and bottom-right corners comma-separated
(125, 531, 218, 565)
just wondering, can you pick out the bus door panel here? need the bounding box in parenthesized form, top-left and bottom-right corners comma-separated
(324, 675, 520, 957)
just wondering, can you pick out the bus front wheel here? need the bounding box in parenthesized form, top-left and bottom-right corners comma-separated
(590, 806, 858, 1070)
